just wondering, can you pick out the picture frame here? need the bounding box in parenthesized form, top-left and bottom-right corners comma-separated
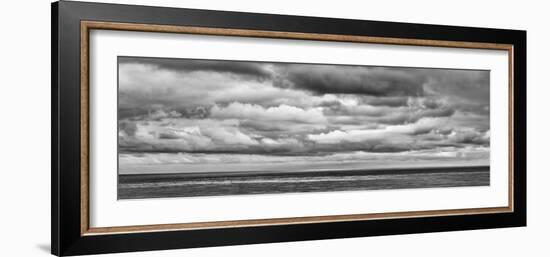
(51, 1, 526, 256)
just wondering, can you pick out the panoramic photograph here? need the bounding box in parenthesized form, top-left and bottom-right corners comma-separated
(117, 56, 490, 199)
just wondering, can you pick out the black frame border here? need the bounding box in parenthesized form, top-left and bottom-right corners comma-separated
(52, 1, 526, 256)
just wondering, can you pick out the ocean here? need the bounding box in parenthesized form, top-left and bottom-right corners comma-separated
(118, 166, 490, 199)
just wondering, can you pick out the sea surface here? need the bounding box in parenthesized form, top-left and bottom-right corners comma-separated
(118, 166, 489, 199)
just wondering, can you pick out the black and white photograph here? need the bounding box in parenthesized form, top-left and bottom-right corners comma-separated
(38, 1, 533, 256)
(117, 56, 491, 199)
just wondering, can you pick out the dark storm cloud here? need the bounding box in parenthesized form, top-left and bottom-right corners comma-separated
(273, 65, 426, 96)
(118, 107, 149, 120)
(119, 56, 272, 80)
(359, 96, 410, 107)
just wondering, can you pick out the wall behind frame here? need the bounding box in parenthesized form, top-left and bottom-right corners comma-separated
(0, 0, 546, 256)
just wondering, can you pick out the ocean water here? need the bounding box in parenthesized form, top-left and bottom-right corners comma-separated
(118, 166, 489, 199)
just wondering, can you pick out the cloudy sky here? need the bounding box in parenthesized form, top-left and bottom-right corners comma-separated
(118, 56, 490, 173)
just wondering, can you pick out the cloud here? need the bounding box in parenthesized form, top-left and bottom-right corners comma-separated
(307, 117, 446, 144)
(446, 111, 490, 132)
(148, 108, 182, 120)
(119, 56, 272, 80)
(274, 65, 426, 96)
(210, 102, 327, 124)
(423, 69, 489, 104)
(202, 127, 259, 146)
(322, 101, 389, 117)
(321, 96, 455, 126)
(118, 117, 310, 154)
(359, 96, 410, 107)
(118, 62, 314, 115)
(384, 107, 455, 125)
(447, 129, 490, 145)
(119, 120, 137, 137)
(239, 120, 286, 132)
(118, 56, 490, 161)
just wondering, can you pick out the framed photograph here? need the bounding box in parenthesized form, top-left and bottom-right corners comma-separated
(52, 1, 526, 256)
